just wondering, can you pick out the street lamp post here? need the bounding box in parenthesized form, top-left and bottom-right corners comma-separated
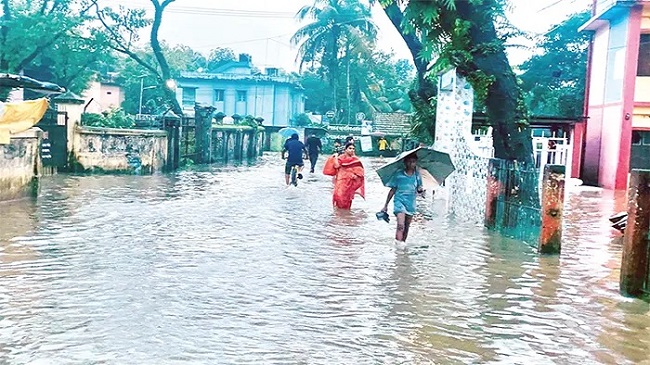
(139, 76, 144, 116)
(139, 84, 157, 116)
(138, 75, 177, 116)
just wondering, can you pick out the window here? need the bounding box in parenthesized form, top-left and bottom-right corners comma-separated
(638, 34, 650, 76)
(236, 90, 247, 102)
(214, 89, 224, 102)
(182, 87, 196, 107)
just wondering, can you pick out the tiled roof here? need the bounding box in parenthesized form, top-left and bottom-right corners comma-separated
(373, 112, 412, 135)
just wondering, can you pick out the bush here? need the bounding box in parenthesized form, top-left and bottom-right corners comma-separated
(81, 109, 135, 129)
(293, 113, 311, 127)
(80, 113, 105, 127)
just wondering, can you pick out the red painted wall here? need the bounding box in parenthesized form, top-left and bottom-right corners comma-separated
(582, 4, 643, 189)
(616, 5, 643, 190)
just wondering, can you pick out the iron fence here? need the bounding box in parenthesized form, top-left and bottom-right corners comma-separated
(491, 159, 542, 244)
(180, 116, 197, 164)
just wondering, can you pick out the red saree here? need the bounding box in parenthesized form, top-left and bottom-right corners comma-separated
(332, 155, 365, 209)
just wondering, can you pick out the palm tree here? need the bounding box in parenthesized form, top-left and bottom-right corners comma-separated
(291, 0, 377, 120)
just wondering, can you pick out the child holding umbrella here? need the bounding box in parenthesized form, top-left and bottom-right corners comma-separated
(380, 153, 425, 243)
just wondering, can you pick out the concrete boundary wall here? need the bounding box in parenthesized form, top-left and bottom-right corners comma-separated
(0, 128, 42, 201)
(72, 126, 168, 174)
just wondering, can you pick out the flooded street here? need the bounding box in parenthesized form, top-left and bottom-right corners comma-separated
(1, 154, 649, 364)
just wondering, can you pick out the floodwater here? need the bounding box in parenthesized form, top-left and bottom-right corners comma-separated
(0, 154, 648, 364)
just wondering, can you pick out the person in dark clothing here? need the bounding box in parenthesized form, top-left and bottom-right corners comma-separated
(305, 134, 322, 173)
(333, 138, 344, 155)
(281, 133, 307, 185)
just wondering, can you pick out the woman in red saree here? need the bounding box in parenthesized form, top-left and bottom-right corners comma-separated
(330, 142, 365, 209)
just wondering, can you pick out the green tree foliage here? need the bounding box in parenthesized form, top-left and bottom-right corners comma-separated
(300, 70, 333, 114)
(299, 47, 414, 123)
(0, 0, 97, 100)
(519, 10, 591, 118)
(81, 109, 135, 129)
(25, 32, 115, 95)
(165, 44, 208, 73)
(114, 42, 215, 115)
(292, 0, 377, 116)
(207, 47, 236, 72)
(378, 0, 536, 163)
(93, 0, 182, 114)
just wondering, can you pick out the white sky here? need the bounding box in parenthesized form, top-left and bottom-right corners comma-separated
(110, 0, 593, 72)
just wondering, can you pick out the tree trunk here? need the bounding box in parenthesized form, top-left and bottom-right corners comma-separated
(0, 0, 10, 72)
(151, 0, 182, 115)
(456, 1, 534, 165)
(382, 3, 437, 140)
(328, 27, 340, 120)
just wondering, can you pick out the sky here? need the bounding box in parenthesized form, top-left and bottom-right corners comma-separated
(110, 0, 594, 72)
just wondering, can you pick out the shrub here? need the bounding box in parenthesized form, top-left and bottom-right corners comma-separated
(293, 113, 311, 127)
(80, 109, 135, 129)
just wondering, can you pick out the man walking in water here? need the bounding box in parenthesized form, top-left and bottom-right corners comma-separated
(281, 133, 307, 185)
(305, 134, 322, 173)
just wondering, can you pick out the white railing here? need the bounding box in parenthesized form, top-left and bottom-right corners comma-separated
(469, 128, 572, 175)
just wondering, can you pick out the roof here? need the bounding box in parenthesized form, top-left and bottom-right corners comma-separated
(0, 73, 65, 94)
(178, 71, 303, 89)
(472, 112, 585, 127)
(54, 91, 85, 104)
(373, 112, 412, 135)
(579, 0, 638, 31)
(213, 60, 251, 73)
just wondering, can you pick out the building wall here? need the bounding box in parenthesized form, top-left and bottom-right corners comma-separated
(642, 4, 650, 28)
(583, 26, 610, 184)
(0, 128, 41, 201)
(82, 82, 125, 114)
(72, 127, 167, 174)
(633, 5, 650, 126)
(583, 5, 642, 189)
(634, 76, 650, 104)
(176, 79, 304, 126)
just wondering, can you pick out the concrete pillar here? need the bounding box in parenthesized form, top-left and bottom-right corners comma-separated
(194, 105, 215, 164)
(620, 169, 650, 297)
(539, 165, 566, 254)
(53, 93, 85, 154)
(162, 114, 180, 171)
(485, 159, 505, 229)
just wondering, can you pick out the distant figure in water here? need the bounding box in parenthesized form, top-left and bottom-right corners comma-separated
(331, 142, 365, 209)
(332, 138, 344, 155)
(281, 133, 307, 186)
(305, 134, 322, 173)
(381, 153, 424, 243)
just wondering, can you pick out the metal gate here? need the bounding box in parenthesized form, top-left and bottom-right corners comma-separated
(37, 109, 68, 171)
(180, 116, 197, 165)
(488, 158, 542, 245)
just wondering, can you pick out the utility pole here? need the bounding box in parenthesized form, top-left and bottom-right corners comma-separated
(346, 51, 351, 126)
(139, 76, 144, 116)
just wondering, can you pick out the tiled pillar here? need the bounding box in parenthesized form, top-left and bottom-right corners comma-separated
(434, 69, 489, 223)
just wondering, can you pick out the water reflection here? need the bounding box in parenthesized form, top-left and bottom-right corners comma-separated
(0, 156, 647, 364)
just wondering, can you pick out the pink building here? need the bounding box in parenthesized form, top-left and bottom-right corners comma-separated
(82, 80, 125, 114)
(578, 0, 650, 189)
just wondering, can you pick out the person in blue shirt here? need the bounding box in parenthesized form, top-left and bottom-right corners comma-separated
(380, 153, 424, 242)
(281, 133, 307, 185)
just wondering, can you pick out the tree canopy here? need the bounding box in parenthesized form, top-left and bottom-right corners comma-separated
(519, 10, 591, 118)
(292, 0, 378, 121)
(378, 0, 534, 163)
(0, 0, 100, 100)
